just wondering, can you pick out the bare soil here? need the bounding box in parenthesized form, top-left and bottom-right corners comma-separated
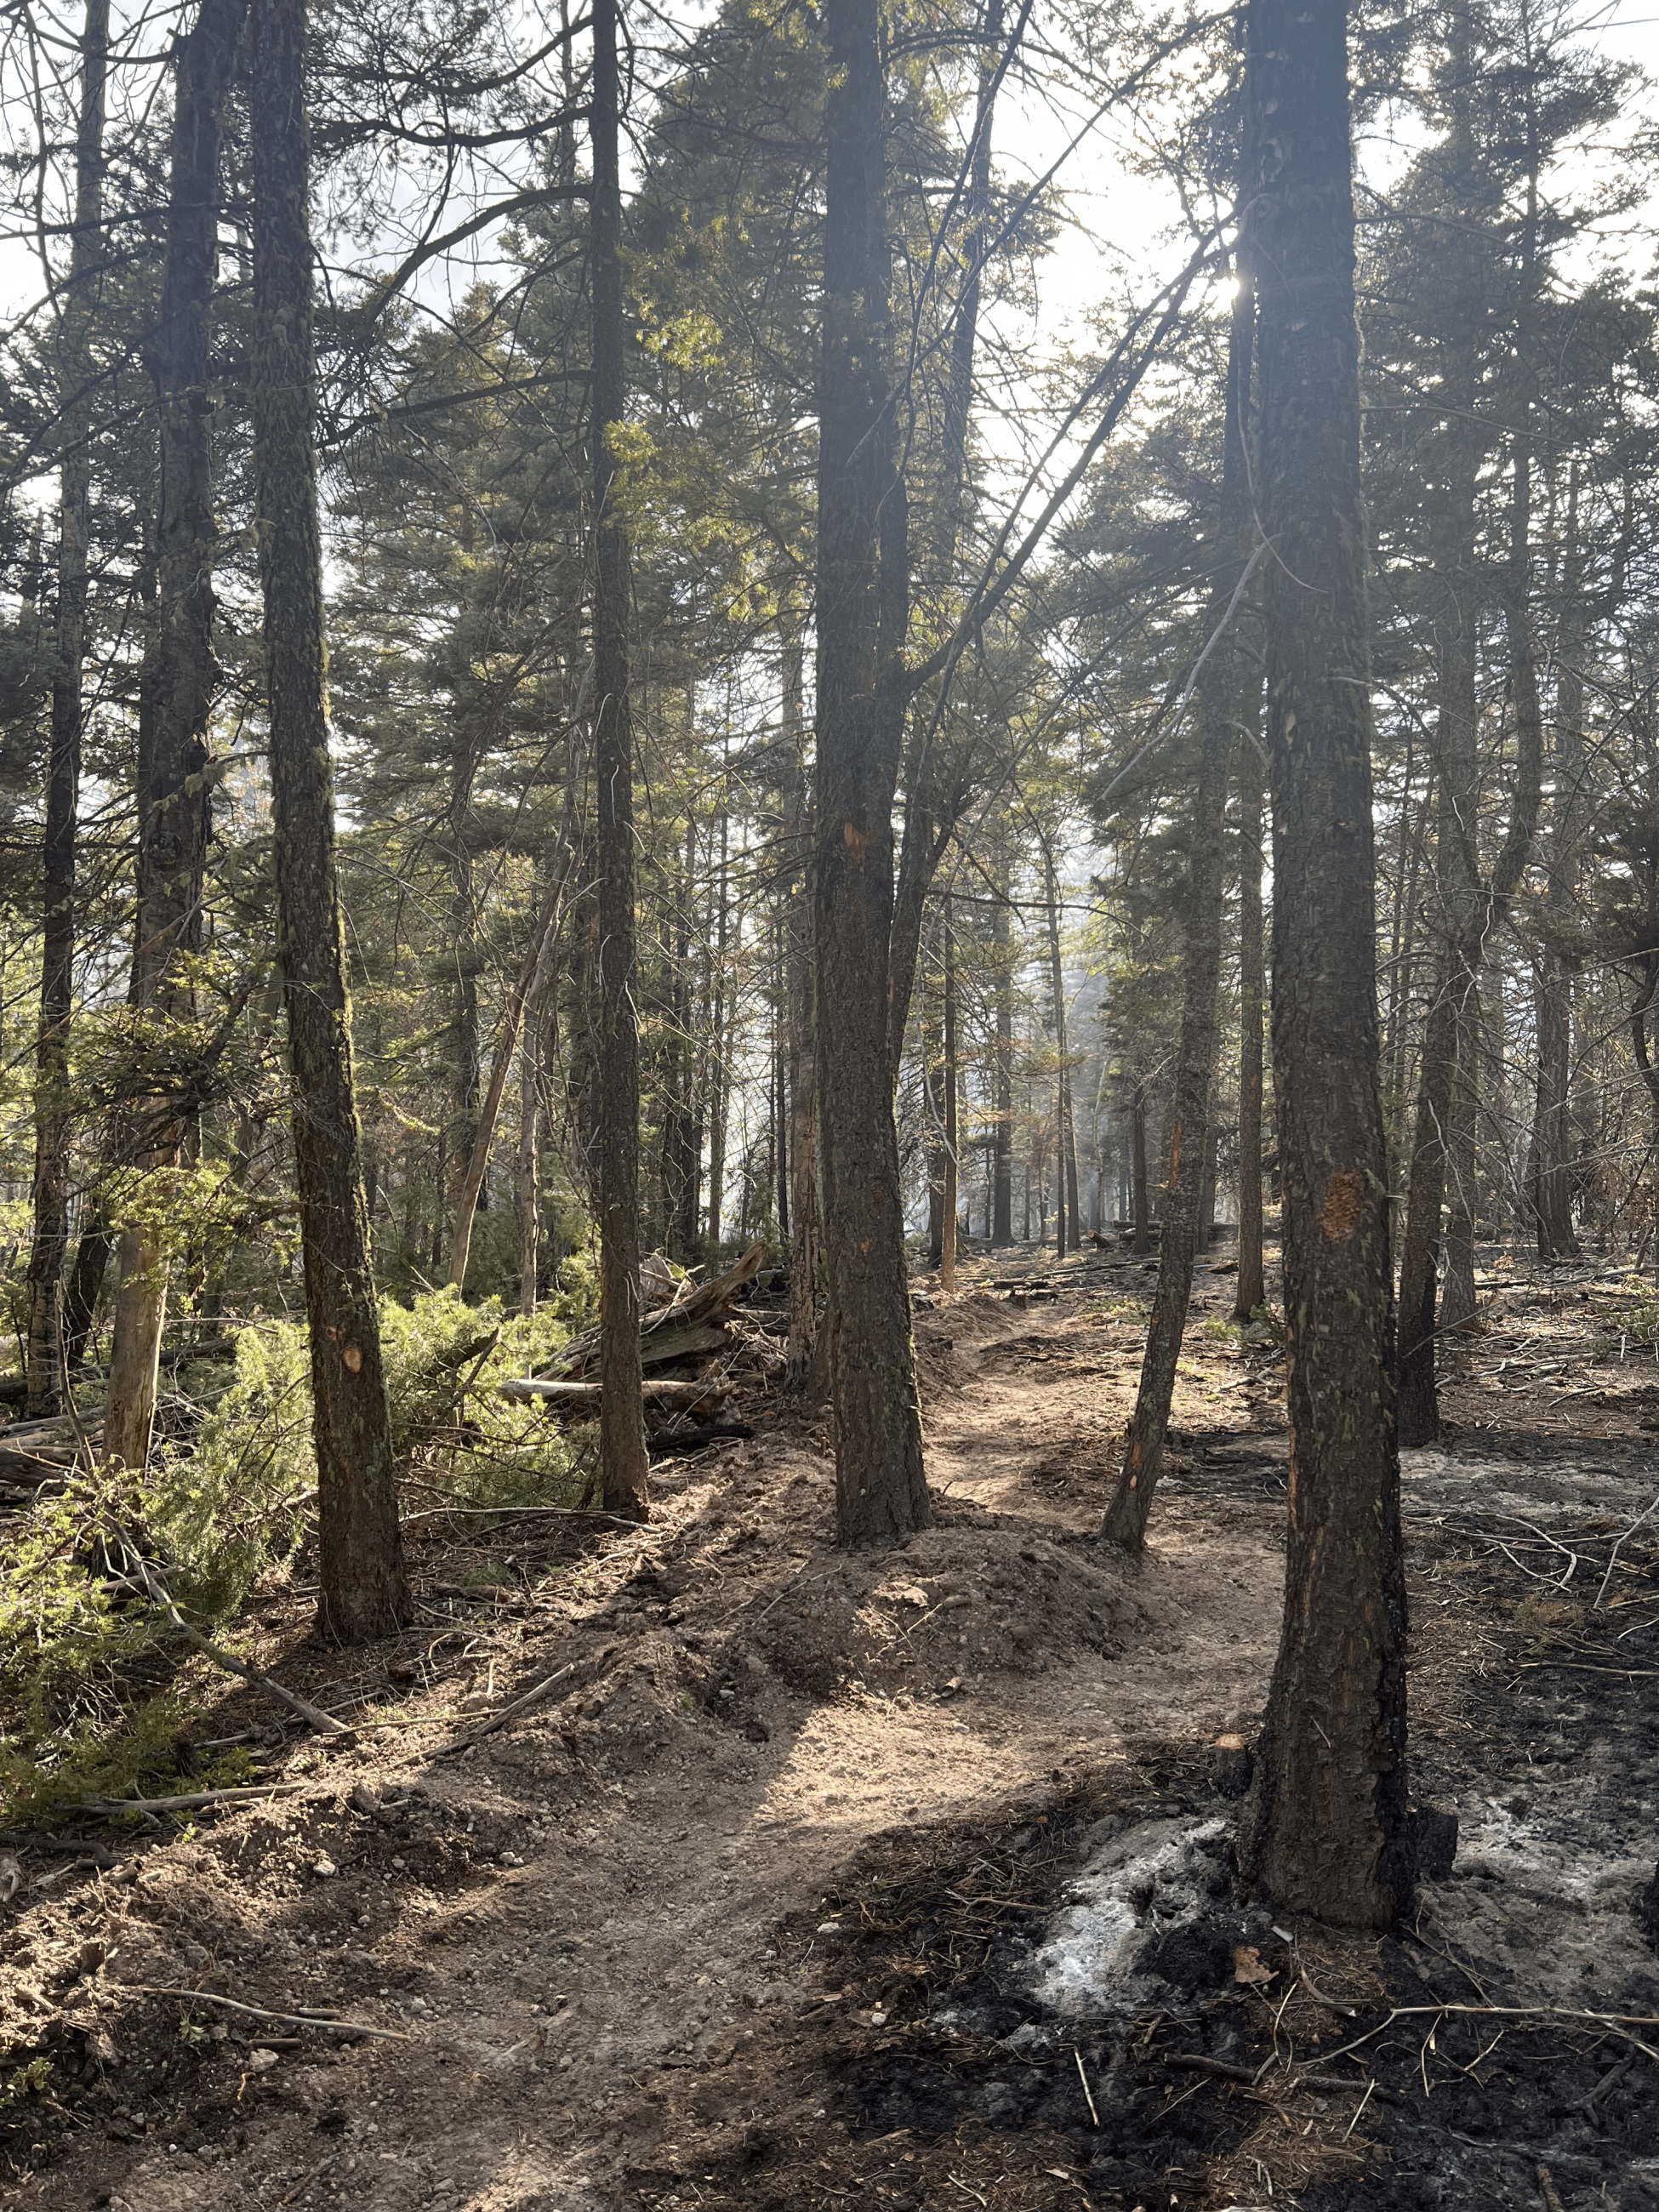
(6, 1240, 1659, 2210)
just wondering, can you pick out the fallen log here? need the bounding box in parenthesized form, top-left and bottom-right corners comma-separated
(499, 1376, 730, 1409)
(547, 1240, 768, 1380)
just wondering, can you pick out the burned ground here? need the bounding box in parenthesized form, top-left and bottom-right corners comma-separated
(3, 1243, 1659, 2209)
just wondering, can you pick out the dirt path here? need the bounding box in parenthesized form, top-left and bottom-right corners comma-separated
(9, 1244, 1659, 2211)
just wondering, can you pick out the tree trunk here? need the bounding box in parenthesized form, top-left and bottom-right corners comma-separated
(64, 1212, 114, 1371)
(815, 0, 927, 1545)
(1130, 1077, 1150, 1252)
(105, 0, 248, 1474)
(884, 0, 1007, 1083)
(1233, 0, 1415, 1928)
(1234, 722, 1268, 1318)
(249, 0, 411, 1643)
(992, 857, 1014, 1245)
(1103, 257, 1253, 1550)
(705, 796, 731, 1261)
(1041, 840, 1076, 1259)
(1397, 90, 1545, 1439)
(1531, 482, 1587, 1259)
(25, 0, 109, 1418)
(590, 0, 648, 1520)
(783, 662, 824, 1388)
(941, 898, 959, 1295)
(516, 1010, 543, 1315)
(448, 754, 582, 1290)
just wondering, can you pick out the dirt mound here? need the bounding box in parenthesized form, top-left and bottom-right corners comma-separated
(749, 1522, 1132, 1701)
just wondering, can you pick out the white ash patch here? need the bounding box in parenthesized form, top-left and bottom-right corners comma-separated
(1024, 1814, 1231, 2017)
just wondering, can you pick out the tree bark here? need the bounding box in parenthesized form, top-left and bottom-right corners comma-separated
(1234, 722, 1268, 1318)
(250, 0, 411, 1642)
(1530, 478, 1588, 1259)
(590, 0, 648, 1520)
(25, 0, 110, 1418)
(815, 0, 928, 1545)
(1396, 89, 1545, 1437)
(783, 662, 823, 1388)
(1233, 0, 1415, 1928)
(1103, 257, 1254, 1550)
(704, 796, 731, 1260)
(991, 854, 1014, 1245)
(105, 0, 248, 1474)
(941, 897, 959, 1294)
(1130, 1075, 1150, 1252)
(1041, 838, 1078, 1258)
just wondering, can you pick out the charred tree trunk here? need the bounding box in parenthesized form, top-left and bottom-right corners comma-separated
(815, 0, 928, 1543)
(1103, 257, 1254, 1550)
(1233, 0, 1414, 1927)
(105, 0, 248, 1474)
(25, 0, 109, 1417)
(590, 0, 648, 1520)
(249, 0, 411, 1641)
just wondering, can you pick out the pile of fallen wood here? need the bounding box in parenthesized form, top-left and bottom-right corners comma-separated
(499, 1240, 784, 1432)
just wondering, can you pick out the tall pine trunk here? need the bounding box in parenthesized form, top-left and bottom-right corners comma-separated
(783, 636, 824, 1388)
(1234, 726, 1268, 1318)
(1233, 0, 1414, 1927)
(1040, 841, 1078, 1257)
(885, 0, 1006, 1080)
(25, 0, 109, 1418)
(590, 0, 648, 1519)
(250, 0, 411, 1642)
(1103, 258, 1254, 1549)
(991, 856, 1014, 1245)
(941, 898, 959, 1293)
(105, 0, 248, 1474)
(815, 0, 927, 1544)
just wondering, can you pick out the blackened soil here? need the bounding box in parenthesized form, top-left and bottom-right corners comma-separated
(681, 1447, 1659, 2211)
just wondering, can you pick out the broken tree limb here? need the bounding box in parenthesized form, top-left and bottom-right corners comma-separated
(438, 1660, 578, 1756)
(499, 1376, 730, 1409)
(109, 1533, 351, 1737)
(123, 1984, 410, 2042)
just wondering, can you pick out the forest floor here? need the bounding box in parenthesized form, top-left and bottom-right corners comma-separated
(7, 1237, 1659, 2211)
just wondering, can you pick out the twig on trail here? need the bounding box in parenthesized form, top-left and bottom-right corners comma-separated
(123, 1984, 410, 2042)
(0, 1831, 118, 1867)
(74, 1785, 303, 1816)
(1299, 1965, 1359, 2017)
(108, 1535, 350, 1738)
(755, 1564, 827, 1622)
(1593, 1488, 1659, 1609)
(1513, 1662, 1659, 1679)
(437, 1662, 577, 1756)
(1073, 2045, 1100, 2126)
(400, 1500, 662, 1529)
(1313, 2001, 1659, 2078)
(1166, 2054, 1255, 2083)
(1536, 2163, 1566, 2212)
(1342, 2077, 1377, 2139)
